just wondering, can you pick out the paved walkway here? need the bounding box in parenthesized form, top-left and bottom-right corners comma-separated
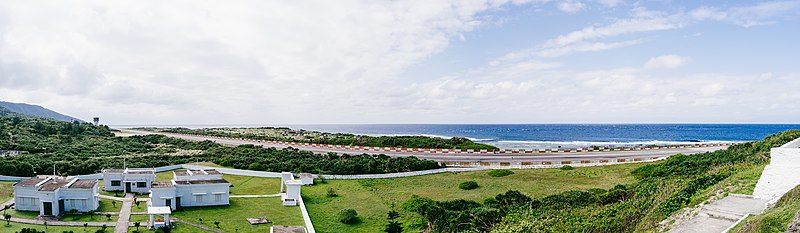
(172, 217, 225, 233)
(668, 193, 768, 232)
(99, 194, 126, 202)
(114, 193, 134, 233)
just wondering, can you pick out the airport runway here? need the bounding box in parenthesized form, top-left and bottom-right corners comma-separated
(120, 129, 727, 163)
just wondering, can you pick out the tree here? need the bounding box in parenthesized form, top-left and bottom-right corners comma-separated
(106, 213, 112, 221)
(214, 221, 220, 228)
(84, 223, 88, 231)
(385, 208, 403, 233)
(4, 213, 10, 226)
(134, 221, 141, 231)
(327, 188, 338, 197)
(337, 208, 359, 224)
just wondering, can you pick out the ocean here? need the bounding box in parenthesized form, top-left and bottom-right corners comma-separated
(116, 124, 800, 149)
(289, 124, 800, 149)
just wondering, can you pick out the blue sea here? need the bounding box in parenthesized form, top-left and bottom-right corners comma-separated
(289, 124, 800, 149)
(117, 124, 800, 149)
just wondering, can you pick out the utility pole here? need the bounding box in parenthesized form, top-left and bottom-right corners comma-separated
(53, 164, 56, 176)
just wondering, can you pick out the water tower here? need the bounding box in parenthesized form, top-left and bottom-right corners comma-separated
(93, 117, 100, 126)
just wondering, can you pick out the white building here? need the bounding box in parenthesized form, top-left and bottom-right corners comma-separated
(13, 177, 99, 216)
(299, 173, 313, 186)
(150, 169, 230, 210)
(102, 168, 156, 194)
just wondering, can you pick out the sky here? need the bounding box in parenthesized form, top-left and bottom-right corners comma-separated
(1, 0, 799, 125)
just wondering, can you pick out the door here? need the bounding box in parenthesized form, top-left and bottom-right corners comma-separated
(43, 202, 53, 216)
(125, 182, 131, 193)
(165, 199, 172, 209)
(58, 200, 65, 215)
(175, 197, 181, 210)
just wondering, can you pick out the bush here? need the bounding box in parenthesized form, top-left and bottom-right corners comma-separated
(337, 208, 359, 224)
(560, 165, 574, 170)
(487, 169, 514, 177)
(459, 181, 479, 190)
(327, 188, 338, 197)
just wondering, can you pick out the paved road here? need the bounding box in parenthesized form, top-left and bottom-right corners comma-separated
(121, 129, 726, 163)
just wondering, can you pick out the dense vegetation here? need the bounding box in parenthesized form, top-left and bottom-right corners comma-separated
(0, 114, 441, 176)
(151, 127, 498, 150)
(400, 130, 800, 232)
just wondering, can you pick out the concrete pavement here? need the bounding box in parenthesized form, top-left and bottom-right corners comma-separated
(114, 193, 133, 233)
(668, 194, 767, 233)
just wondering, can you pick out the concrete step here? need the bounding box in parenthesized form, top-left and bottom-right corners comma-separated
(703, 208, 744, 221)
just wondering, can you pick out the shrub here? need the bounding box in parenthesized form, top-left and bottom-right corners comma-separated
(560, 165, 574, 170)
(487, 169, 514, 177)
(337, 208, 359, 224)
(459, 181, 479, 190)
(327, 188, 338, 197)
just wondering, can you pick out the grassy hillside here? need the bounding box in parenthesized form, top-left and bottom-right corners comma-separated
(303, 163, 643, 233)
(0, 101, 83, 122)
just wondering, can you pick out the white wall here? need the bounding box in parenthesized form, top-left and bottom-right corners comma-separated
(13, 186, 40, 211)
(175, 183, 229, 207)
(150, 187, 177, 210)
(753, 147, 800, 202)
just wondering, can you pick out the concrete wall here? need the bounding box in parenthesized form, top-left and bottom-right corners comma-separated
(13, 186, 40, 211)
(175, 183, 230, 207)
(59, 187, 99, 213)
(150, 187, 178, 210)
(0, 175, 25, 181)
(753, 143, 800, 202)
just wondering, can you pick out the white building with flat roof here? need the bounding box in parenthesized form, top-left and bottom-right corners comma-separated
(150, 169, 230, 210)
(102, 168, 156, 194)
(13, 176, 99, 216)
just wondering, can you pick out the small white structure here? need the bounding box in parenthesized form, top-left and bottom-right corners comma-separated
(102, 168, 156, 194)
(13, 177, 99, 216)
(280, 172, 303, 206)
(271, 225, 307, 233)
(150, 169, 231, 210)
(299, 173, 313, 186)
(147, 206, 172, 230)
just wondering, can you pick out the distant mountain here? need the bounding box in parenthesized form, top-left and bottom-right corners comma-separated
(0, 101, 83, 122)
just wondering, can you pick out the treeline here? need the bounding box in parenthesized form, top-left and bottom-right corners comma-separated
(212, 144, 442, 174)
(0, 116, 443, 177)
(402, 130, 800, 232)
(156, 127, 498, 150)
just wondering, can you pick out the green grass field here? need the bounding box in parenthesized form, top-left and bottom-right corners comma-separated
(303, 163, 645, 233)
(61, 213, 118, 222)
(225, 174, 282, 195)
(0, 222, 105, 232)
(97, 199, 123, 213)
(170, 197, 304, 233)
(1, 181, 13, 204)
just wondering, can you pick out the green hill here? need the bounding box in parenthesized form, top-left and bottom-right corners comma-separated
(0, 101, 83, 122)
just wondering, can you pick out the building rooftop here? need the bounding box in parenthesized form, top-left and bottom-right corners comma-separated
(14, 178, 45, 187)
(271, 226, 307, 233)
(204, 169, 221, 175)
(38, 179, 71, 191)
(127, 170, 155, 174)
(103, 168, 125, 173)
(174, 179, 230, 185)
(69, 180, 97, 189)
(173, 170, 190, 176)
(299, 173, 312, 178)
(152, 181, 175, 188)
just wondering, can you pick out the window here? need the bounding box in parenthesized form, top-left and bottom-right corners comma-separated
(111, 180, 121, 186)
(137, 182, 147, 188)
(196, 195, 203, 203)
(82, 200, 87, 207)
(214, 194, 222, 201)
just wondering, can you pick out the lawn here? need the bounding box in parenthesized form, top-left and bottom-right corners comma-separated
(5, 208, 39, 219)
(1, 181, 13, 204)
(170, 197, 304, 233)
(1, 222, 106, 232)
(225, 174, 282, 195)
(61, 213, 118, 222)
(132, 201, 148, 213)
(303, 163, 646, 233)
(98, 199, 123, 213)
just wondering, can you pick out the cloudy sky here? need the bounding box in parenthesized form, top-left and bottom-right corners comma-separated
(1, 0, 799, 125)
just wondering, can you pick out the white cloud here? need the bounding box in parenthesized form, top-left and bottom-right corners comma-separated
(644, 55, 690, 69)
(557, 1, 586, 13)
(597, 0, 624, 7)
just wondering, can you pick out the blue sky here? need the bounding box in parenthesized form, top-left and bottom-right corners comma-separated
(0, 0, 799, 124)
